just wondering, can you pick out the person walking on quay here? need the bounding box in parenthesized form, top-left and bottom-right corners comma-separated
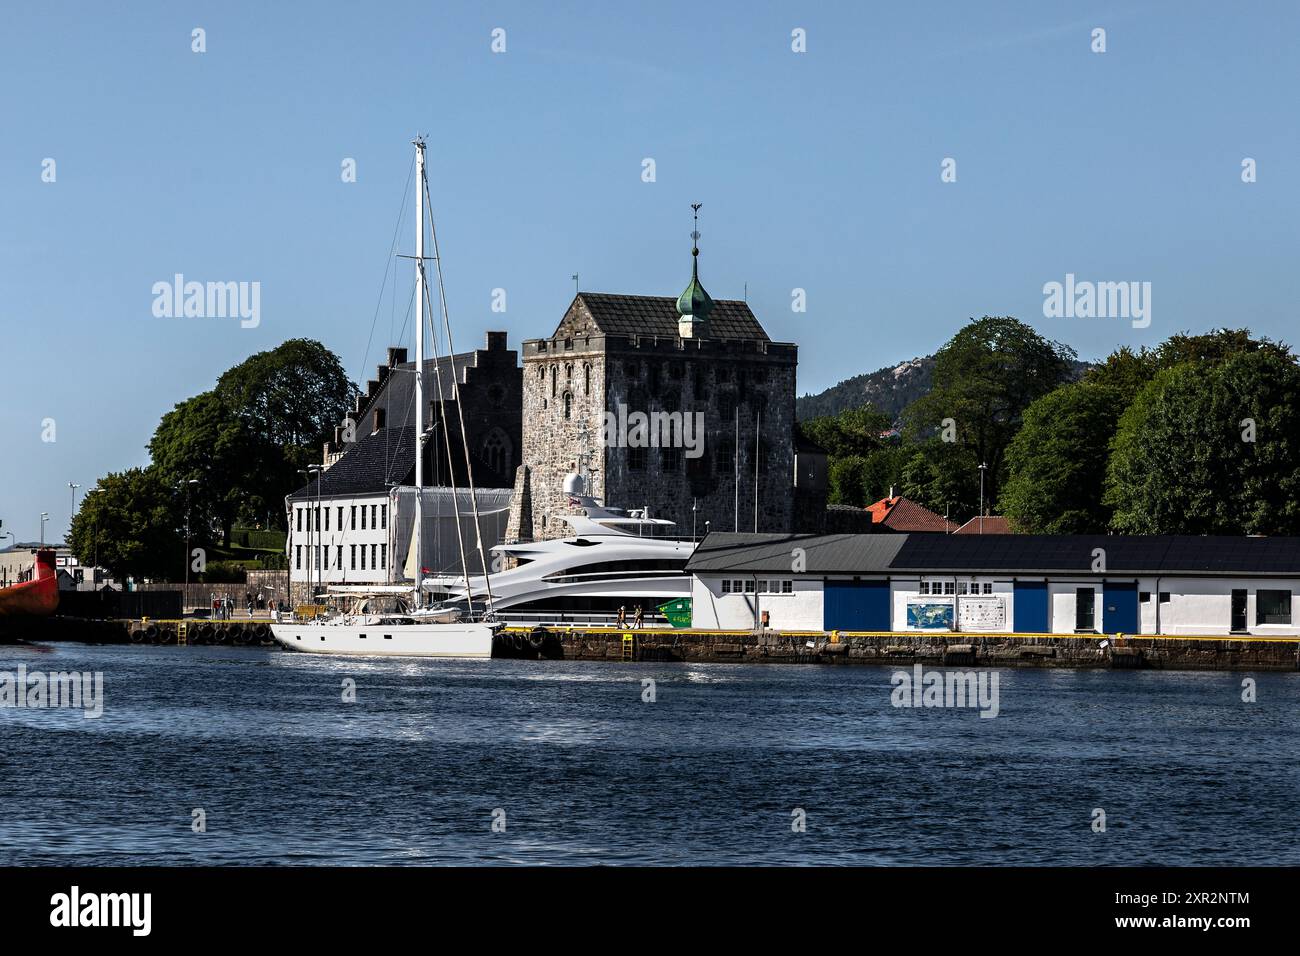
(617, 605, 627, 628)
(633, 605, 643, 629)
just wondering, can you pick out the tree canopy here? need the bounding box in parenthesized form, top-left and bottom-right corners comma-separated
(67, 467, 183, 581)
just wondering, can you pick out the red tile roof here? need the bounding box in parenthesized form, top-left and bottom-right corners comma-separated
(865, 496, 951, 533)
(954, 515, 1013, 535)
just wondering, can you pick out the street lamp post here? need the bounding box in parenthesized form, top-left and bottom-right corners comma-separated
(68, 482, 80, 535)
(39, 512, 49, 547)
(178, 479, 199, 615)
(978, 462, 988, 535)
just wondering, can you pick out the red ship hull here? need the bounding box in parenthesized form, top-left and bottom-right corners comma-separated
(0, 549, 60, 618)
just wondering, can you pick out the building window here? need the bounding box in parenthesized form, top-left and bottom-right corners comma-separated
(1076, 588, 1096, 631)
(350, 544, 356, 569)
(351, 505, 357, 529)
(380, 545, 386, 570)
(1139, 591, 1151, 603)
(1159, 592, 1171, 603)
(782, 580, 793, 594)
(1231, 589, 1247, 632)
(296, 508, 303, 532)
(337, 506, 343, 527)
(983, 583, 993, 594)
(551, 365, 557, 397)
(360, 547, 366, 571)
(943, 582, 955, 595)
(721, 580, 732, 594)
(295, 546, 301, 569)
(381, 504, 387, 530)
(360, 507, 367, 530)
(314, 506, 320, 530)
(1256, 590, 1291, 625)
(371, 544, 378, 569)
(957, 582, 969, 595)
(919, 581, 929, 595)
(324, 508, 329, 532)
(743, 580, 755, 593)
(563, 391, 573, 420)
(584, 363, 591, 395)
(715, 443, 734, 474)
(371, 505, 377, 528)
(483, 429, 511, 476)
(337, 545, 343, 569)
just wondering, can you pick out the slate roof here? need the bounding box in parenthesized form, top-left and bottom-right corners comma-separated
(686, 533, 908, 574)
(893, 534, 1300, 576)
(576, 293, 770, 341)
(687, 532, 1300, 577)
(289, 427, 415, 499)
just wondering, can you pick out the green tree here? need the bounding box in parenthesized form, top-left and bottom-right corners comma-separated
(67, 467, 183, 582)
(1000, 381, 1123, 533)
(903, 316, 1076, 511)
(148, 391, 268, 546)
(798, 406, 893, 459)
(1104, 350, 1300, 534)
(828, 455, 871, 507)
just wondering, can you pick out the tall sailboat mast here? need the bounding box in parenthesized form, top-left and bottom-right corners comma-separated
(412, 136, 426, 608)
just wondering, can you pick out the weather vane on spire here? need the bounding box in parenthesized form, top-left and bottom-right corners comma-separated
(691, 202, 702, 256)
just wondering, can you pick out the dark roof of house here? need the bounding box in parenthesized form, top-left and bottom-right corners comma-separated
(576, 293, 770, 341)
(686, 532, 1300, 577)
(954, 515, 1013, 535)
(289, 427, 415, 499)
(865, 496, 950, 533)
(686, 532, 908, 574)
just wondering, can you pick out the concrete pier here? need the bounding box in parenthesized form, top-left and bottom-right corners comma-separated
(496, 627, 1300, 672)
(4, 619, 1299, 671)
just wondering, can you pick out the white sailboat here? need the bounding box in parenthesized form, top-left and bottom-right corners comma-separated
(270, 137, 502, 658)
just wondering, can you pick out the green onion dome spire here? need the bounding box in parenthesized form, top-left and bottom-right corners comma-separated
(676, 203, 714, 322)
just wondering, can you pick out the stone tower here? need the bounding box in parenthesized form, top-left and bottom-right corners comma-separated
(514, 222, 799, 540)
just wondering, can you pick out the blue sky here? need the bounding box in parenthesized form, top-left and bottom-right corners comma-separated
(2, 0, 1297, 541)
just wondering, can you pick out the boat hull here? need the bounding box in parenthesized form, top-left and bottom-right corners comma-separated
(0, 549, 59, 619)
(269, 620, 496, 658)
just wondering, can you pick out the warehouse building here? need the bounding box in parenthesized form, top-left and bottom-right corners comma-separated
(685, 532, 1300, 637)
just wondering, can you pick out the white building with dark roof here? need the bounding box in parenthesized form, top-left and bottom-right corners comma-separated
(686, 531, 1300, 637)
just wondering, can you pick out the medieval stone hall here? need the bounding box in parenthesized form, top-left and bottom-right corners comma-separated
(304, 224, 820, 571)
(510, 240, 807, 541)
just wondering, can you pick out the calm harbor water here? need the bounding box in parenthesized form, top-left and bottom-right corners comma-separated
(1, 640, 1296, 866)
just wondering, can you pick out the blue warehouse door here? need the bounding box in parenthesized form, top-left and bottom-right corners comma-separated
(1013, 581, 1048, 634)
(1103, 581, 1139, 634)
(823, 579, 890, 631)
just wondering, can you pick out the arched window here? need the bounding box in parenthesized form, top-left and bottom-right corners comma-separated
(483, 428, 512, 476)
(563, 391, 573, 420)
(584, 363, 591, 395)
(550, 365, 557, 397)
(565, 363, 573, 380)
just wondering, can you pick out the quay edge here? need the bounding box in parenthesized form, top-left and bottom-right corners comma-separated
(3, 619, 1299, 671)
